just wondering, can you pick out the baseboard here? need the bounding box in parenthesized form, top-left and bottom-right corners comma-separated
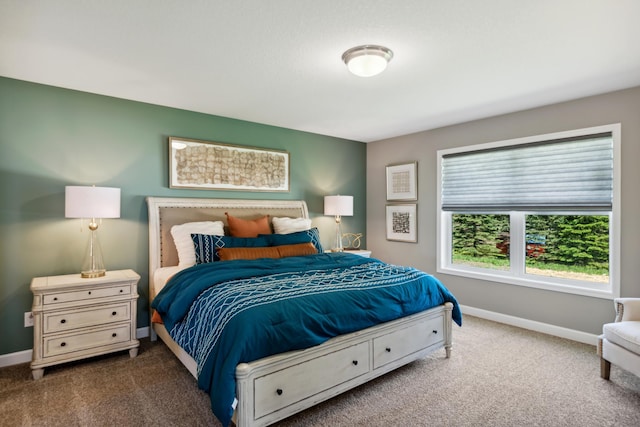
(1, 314, 596, 368)
(0, 326, 150, 368)
(460, 305, 598, 346)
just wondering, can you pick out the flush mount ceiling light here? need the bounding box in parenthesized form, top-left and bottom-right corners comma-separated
(342, 45, 393, 77)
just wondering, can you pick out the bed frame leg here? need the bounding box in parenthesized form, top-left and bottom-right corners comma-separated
(445, 344, 452, 358)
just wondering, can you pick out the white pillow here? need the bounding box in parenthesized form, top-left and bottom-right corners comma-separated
(271, 217, 312, 234)
(170, 221, 225, 266)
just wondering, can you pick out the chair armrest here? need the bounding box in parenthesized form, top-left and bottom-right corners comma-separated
(614, 298, 640, 322)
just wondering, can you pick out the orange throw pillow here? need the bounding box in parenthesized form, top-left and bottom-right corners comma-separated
(218, 243, 317, 261)
(218, 246, 280, 261)
(276, 242, 317, 258)
(226, 213, 271, 237)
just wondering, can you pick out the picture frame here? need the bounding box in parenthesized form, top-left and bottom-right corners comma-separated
(386, 204, 417, 242)
(169, 137, 290, 192)
(386, 162, 417, 201)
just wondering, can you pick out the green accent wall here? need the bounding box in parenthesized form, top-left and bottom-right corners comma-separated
(0, 77, 366, 356)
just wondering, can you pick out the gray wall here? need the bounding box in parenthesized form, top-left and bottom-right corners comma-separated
(0, 77, 367, 356)
(367, 86, 640, 335)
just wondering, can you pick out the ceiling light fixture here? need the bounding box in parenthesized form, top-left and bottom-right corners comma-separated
(342, 45, 393, 77)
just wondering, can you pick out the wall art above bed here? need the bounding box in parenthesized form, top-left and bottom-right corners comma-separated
(169, 137, 290, 192)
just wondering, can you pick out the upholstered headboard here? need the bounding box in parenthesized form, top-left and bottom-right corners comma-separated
(146, 197, 309, 273)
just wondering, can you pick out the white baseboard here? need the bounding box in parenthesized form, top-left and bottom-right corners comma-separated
(460, 305, 598, 345)
(0, 326, 150, 368)
(1, 313, 596, 368)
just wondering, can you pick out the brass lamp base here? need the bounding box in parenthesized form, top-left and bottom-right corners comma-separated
(81, 270, 106, 278)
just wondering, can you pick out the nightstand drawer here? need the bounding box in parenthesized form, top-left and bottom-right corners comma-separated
(43, 285, 131, 305)
(43, 303, 131, 334)
(43, 324, 131, 357)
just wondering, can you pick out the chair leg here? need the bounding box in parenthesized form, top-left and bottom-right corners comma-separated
(600, 357, 611, 380)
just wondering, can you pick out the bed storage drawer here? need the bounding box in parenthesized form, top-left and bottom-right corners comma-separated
(373, 315, 444, 369)
(253, 341, 370, 419)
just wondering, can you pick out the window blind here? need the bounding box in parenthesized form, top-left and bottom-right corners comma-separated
(441, 134, 613, 211)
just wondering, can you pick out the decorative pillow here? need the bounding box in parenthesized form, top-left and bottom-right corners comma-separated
(271, 217, 312, 234)
(226, 213, 271, 237)
(218, 243, 317, 261)
(261, 227, 323, 254)
(171, 221, 225, 266)
(275, 242, 317, 258)
(191, 234, 270, 264)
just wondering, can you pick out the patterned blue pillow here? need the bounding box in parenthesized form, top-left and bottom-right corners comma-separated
(191, 234, 270, 264)
(261, 227, 324, 254)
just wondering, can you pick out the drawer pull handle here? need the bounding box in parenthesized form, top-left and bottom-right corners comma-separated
(276, 388, 283, 396)
(60, 342, 66, 347)
(120, 289, 124, 293)
(432, 330, 438, 334)
(60, 319, 66, 324)
(112, 311, 117, 316)
(352, 360, 358, 366)
(385, 347, 391, 352)
(112, 333, 117, 338)
(88, 291, 92, 295)
(53, 297, 58, 301)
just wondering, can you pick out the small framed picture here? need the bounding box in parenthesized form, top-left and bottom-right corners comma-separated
(386, 162, 417, 201)
(386, 204, 417, 242)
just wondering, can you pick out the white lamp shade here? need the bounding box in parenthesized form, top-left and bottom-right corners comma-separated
(324, 195, 353, 216)
(65, 186, 121, 219)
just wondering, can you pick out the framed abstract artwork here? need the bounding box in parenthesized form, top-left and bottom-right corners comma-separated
(386, 162, 417, 201)
(169, 137, 290, 192)
(386, 204, 417, 242)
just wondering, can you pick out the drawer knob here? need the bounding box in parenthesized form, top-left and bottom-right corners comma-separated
(112, 333, 117, 338)
(385, 347, 391, 353)
(88, 291, 92, 295)
(432, 330, 438, 334)
(60, 319, 66, 324)
(53, 297, 58, 301)
(60, 342, 66, 347)
(352, 360, 358, 366)
(276, 388, 283, 396)
(120, 289, 124, 293)
(112, 311, 117, 316)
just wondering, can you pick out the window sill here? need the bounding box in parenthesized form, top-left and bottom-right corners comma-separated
(437, 265, 616, 300)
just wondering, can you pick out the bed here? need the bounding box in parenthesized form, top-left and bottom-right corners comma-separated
(146, 197, 461, 427)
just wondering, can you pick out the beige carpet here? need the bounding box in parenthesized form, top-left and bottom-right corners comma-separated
(2, 315, 639, 426)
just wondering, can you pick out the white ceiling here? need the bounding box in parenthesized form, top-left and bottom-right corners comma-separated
(2, 1, 640, 143)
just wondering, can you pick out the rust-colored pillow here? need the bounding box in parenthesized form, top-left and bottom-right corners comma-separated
(276, 242, 317, 258)
(218, 246, 280, 261)
(226, 213, 271, 237)
(218, 243, 317, 261)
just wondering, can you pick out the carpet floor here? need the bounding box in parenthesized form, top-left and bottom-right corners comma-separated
(1, 315, 639, 426)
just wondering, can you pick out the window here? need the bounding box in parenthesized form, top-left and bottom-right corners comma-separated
(437, 124, 620, 299)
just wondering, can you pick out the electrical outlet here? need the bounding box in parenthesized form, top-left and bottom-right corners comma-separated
(24, 311, 34, 327)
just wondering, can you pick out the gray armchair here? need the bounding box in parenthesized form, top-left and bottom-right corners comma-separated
(598, 298, 640, 379)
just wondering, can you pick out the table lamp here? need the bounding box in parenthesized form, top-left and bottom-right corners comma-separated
(65, 185, 121, 278)
(324, 195, 353, 252)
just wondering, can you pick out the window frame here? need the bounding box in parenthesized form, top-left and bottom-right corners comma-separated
(436, 124, 621, 300)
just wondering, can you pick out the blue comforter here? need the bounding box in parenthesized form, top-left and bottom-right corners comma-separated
(152, 252, 461, 426)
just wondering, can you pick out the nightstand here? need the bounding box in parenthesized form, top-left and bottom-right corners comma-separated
(30, 269, 140, 380)
(344, 249, 372, 258)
